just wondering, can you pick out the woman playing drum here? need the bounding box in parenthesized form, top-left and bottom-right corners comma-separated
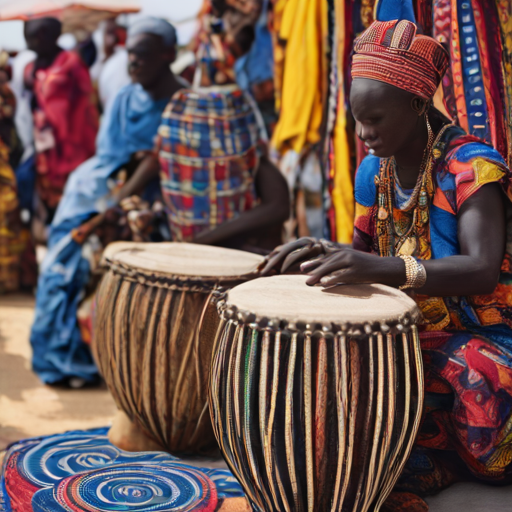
(263, 19, 512, 511)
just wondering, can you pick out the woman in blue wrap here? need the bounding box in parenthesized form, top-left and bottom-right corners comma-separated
(30, 18, 186, 387)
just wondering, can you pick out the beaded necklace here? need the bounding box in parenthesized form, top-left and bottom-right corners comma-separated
(375, 120, 452, 259)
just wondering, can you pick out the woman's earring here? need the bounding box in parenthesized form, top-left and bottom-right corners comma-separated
(414, 99, 431, 116)
(425, 113, 433, 137)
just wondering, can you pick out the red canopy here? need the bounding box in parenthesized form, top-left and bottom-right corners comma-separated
(0, 0, 140, 32)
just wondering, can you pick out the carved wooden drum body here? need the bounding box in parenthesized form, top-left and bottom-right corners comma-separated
(93, 242, 263, 454)
(209, 275, 424, 512)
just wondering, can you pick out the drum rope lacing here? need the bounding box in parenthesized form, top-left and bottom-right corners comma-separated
(105, 258, 256, 294)
(216, 298, 423, 338)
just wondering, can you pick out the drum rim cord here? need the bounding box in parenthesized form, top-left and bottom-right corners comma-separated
(216, 298, 423, 338)
(104, 258, 259, 293)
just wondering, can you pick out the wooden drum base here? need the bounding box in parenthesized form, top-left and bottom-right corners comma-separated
(108, 410, 166, 453)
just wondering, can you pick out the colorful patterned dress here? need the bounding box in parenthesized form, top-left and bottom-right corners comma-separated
(30, 84, 169, 385)
(354, 124, 512, 500)
(0, 84, 25, 293)
(0, 140, 24, 293)
(25, 51, 98, 212)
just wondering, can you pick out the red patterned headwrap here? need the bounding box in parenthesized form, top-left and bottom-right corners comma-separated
(351, 20, 449, 99)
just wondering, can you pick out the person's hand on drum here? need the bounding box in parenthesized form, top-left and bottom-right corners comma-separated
(260, 237, 346, 275)
(301, 247, 403, 287)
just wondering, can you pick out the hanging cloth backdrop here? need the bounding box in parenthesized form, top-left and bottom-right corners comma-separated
(432, 0, 511, 168)
(270, 0, 328, 154)
(372, 0, 512, 167)
(324, 0, 512, 242)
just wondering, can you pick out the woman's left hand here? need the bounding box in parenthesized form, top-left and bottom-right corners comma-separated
(301, 247, 405, 288)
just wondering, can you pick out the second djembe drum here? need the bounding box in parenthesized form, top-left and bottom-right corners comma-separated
(209, 275, 423, 512)
(93, 242, 263, 455)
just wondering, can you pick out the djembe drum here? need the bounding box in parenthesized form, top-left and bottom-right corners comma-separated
(209, 275, 424, 512)
(93, 242, 264, 455)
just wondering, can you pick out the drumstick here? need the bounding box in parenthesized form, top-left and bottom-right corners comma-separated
(70, 212, 107, 245)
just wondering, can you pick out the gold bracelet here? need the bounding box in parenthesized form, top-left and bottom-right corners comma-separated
(399, 255, 416, 290)
(399, 255, 427, 290)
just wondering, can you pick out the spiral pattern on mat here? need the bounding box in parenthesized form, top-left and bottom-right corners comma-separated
(33, 462, 218, 512)
(21, 429, 173, 487)
(200, 468, 245, 498)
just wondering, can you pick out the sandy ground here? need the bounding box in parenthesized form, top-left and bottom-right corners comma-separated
(1, 294, 511, 511)
(0, 293, 249, 511)
(0, 293, 117, 449)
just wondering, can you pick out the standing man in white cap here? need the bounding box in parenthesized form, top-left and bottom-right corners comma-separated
(30, 17, 186, 388)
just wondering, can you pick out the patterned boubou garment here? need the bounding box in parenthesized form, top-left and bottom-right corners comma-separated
(0, 84, 25, 293)
(0, 139, 25, 293)
(25, 51, 98, 210)
(156, 87, 262, 242)
(354, 124, 512, 490)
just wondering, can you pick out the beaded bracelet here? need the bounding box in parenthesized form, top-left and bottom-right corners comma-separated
(399, 255, 427, 290)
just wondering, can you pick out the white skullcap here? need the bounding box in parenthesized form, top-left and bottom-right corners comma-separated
(128, 17, 177, 49)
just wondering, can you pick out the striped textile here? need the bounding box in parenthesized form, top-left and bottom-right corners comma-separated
(352, 19, 449, 99)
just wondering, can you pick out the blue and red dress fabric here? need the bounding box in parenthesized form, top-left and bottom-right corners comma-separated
(25, 51, 99, 210)
(0, 428, 245, 511)
(29, 83, 170, 385)
(354, 125, 512, 498)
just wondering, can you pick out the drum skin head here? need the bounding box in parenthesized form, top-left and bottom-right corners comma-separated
(227, 274, 420, 325)
(105, 242, 264, 278)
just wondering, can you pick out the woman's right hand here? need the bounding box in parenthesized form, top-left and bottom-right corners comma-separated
(260, 237, 349, 275)
(259, 237, 324, 275)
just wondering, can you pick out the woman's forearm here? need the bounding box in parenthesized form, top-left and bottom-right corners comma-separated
(363, 254, 498, 296)
(418, 255, 499, 296)
(193, 201, 288, 245)
(112, 155, 160, 204)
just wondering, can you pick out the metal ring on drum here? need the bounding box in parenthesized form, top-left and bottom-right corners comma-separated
(92, 242, 264, 455)
(208, 274, 424, 512)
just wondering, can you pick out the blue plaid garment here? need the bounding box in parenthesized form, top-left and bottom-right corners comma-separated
(157, 87, 265, 241)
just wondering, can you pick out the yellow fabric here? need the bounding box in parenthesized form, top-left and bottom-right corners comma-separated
(329, 0, 354, 243)
(496, 1, 512, 169)
(271, 0, 327, 154)
(332, 88, 354, 244)
(0, 141, 23, 292)
(373, 0, 381, 21)
(272, 0, 287, 112)
(272, 0, 353, 241)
